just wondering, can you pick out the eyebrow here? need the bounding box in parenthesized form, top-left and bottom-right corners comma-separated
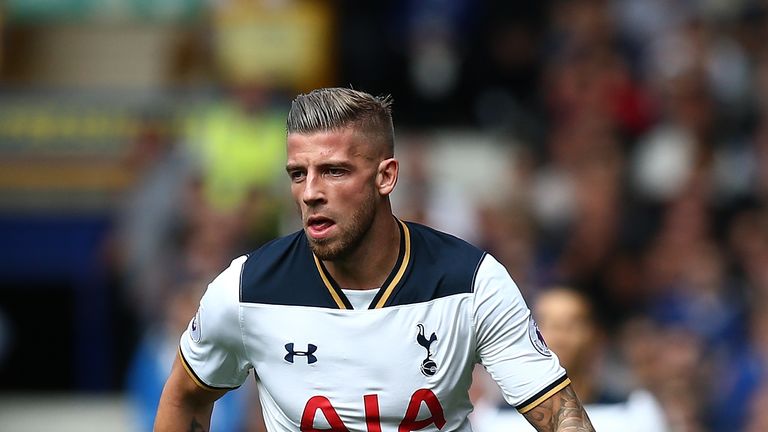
(285, 161, 355, 172)
(318, 161, 355, 169)
(285, 163, 303, 173)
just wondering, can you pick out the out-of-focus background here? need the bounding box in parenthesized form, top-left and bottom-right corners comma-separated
(1, 0, 767, 431)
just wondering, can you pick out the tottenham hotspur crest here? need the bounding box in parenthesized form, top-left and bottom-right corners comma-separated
(416, 324, 438, 376)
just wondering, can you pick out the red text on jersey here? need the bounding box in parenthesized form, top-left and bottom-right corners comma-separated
(300, 388, 446, 432)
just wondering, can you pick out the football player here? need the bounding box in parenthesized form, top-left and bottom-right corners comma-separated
(155, 88, 595, 432)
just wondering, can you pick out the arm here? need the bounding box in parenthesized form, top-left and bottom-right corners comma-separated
(157, 256, 251, 431)
(471, 256, 593, 431)
(154, 355, 229, 432)
(522, 385, 595, 432)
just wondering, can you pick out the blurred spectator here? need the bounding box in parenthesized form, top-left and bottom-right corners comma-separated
(476, 200, 537, 295)
(115, 116, 192, 323)
(536, 287, 619, 403)
(472, 286, 668, 431)
(619, 318, 706, 432)
(182, 85, 286, 216)
(745, 381, 768, 432)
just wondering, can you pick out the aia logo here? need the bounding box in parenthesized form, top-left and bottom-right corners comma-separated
(301, 389, 446, 432)
(285, 343, 318, 364)
(416, 324, 438, 376)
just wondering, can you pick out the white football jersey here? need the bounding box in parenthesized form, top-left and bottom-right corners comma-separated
(180, 219, 568, 431)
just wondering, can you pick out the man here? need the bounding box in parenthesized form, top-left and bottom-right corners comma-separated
(155, 88, 595, 432)
(535, 287, 610, 405)
(473, 287, 668, 432)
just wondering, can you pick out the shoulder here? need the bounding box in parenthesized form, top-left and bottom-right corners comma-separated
(397, 221, 486, 300)
(471, 253, 526, 306)
(190, 255, 249, 349)
(241, 230, 307, 278)
(202, 255, 249, 308)
(406, 220, 485, 261)
(239, 230, 339, 308)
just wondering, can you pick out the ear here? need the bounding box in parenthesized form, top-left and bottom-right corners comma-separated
(376, 158, 399, 196)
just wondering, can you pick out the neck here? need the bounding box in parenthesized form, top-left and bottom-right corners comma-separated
(323, 212, 400, 290)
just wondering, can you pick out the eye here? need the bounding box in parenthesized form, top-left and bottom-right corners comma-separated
(327, 167, 347, 177)
(288, 170, 306, 182)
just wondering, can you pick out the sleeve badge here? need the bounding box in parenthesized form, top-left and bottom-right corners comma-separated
(189, 310, 202, 343)
(528, 315, 552, 357)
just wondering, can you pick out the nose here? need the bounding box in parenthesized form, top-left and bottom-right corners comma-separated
(302, 172, 326, 207)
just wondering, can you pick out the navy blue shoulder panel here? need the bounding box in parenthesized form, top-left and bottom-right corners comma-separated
(240, 231, 338, 308)
(383, 221, 486, 307)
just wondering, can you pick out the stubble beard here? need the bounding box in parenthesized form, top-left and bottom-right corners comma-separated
(306, 193, 378, 261)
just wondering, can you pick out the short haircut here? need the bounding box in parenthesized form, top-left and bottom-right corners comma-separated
(287, 87, 395, 157)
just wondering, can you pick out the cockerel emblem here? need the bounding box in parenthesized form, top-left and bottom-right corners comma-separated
(416, 324, 438, 376)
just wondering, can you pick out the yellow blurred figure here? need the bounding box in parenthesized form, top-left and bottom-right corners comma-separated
(184, 96, 285, 211)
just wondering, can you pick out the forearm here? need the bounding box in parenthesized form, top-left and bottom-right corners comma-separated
(154, 356, 226, 432)
(154, 393, 214, 432)
(522, 385, 595, 432)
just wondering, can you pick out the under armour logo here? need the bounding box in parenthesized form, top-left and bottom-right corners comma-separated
(416, 324, 438, 376)
(284, 343, 318, 364)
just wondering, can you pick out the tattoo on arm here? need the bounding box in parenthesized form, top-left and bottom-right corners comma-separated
(189, 418, 206, 432)
(523, 385, 595, 432)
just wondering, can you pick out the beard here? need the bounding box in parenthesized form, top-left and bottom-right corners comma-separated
(306, 192, 377, 261)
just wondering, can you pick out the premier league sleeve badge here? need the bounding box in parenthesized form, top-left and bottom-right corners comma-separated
(528, 315, 552, 357)
(190, 309, 202, 343)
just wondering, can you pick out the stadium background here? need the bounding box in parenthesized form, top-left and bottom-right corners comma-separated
(0, 0, 767, 431)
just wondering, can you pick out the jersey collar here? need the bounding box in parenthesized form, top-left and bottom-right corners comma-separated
(312, 218, 412, 309)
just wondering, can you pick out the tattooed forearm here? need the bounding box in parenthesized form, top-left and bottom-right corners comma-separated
(522, 385, 595, 432)
(188, 418, 207, 432)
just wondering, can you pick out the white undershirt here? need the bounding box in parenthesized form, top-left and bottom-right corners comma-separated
(341, 288, 381, 310)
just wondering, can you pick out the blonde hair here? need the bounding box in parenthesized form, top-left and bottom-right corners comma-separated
(287, 88, 394, 156)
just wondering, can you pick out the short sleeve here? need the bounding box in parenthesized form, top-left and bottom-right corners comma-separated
(179, 255, 251, 390)
(472, 254, 569, 413)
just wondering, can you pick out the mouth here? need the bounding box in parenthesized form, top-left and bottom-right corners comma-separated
(306, 216, 336, 240)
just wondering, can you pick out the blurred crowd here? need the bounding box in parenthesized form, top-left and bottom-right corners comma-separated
(115, 0, 768, 432)
(34, 0, 766, 431)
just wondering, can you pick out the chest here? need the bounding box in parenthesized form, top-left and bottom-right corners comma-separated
(241, 296, 476, 430)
